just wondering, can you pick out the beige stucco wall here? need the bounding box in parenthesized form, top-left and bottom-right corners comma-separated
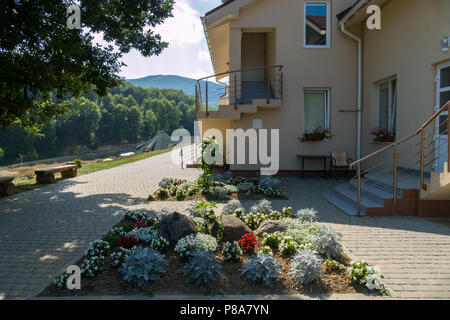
(361, 0, 450, 169)
(201, 0, 359, 172)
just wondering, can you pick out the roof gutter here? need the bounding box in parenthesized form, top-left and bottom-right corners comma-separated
(339, 22, 363, 163)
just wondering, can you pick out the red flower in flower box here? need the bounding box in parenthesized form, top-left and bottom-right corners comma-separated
(299, 126, 334, 143)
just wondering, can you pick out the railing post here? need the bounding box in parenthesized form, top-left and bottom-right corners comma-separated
(357, 165, 361, 217)
(448, 117, 450, 173)
(280, 70, 283, 100)
(234, 72, 237, 109)
(205, 80, 209, 115)
(195, 83, 198, 110)
(393, 147, 398, 213)
(267, 79, 270, 104)
(420, 129, 425, 190)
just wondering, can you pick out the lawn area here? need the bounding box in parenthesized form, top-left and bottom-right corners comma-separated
(9, 148, 172, 194)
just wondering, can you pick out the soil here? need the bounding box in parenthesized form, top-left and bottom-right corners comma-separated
(39, 235, 368, 297)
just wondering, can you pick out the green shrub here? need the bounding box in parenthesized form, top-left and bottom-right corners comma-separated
(261, 232, 282, 250)
(73, 158, 83, 168)
(157, 188, 169, 199)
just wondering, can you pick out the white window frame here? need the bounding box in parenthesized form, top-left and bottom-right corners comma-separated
(303, 89, 330, 134)
(377, 77, 397, 133)
(303, 1, 331, 49)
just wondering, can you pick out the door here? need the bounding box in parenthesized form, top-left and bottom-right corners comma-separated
(434, 61, 450, 172)
(241, 33, 265, 81)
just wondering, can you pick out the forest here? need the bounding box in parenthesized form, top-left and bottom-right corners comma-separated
(0, 82, 196, 165)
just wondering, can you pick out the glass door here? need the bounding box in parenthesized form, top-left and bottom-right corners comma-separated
(434, 62, 450, 172)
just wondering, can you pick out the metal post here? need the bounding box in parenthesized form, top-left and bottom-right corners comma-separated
(205, 80, 209, 115)
(393, 147, 398, 213)
(195, 84, 198, 110)
(280, 71, 283, 100)
(234, 73, 237, 109)
(420, 129, 425, 190)
(357, 165, 361, 217)
(267, 79, 270, 105)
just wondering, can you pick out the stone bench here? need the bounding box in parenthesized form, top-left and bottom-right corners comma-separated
(35, 164, 78, 184)
(0, 176, 15, 195)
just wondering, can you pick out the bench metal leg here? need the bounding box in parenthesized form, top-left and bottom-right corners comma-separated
(36, 174, 56, 184)
(0, 182, 15, 195)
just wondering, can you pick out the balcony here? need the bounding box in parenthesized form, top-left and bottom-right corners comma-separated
(195, 65, 283, 120)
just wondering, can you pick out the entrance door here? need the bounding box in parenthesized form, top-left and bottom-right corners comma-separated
(434, 61, 450, 172)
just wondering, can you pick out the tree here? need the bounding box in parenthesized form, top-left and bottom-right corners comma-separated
(0, 0, 174, 132)
(0, 147, 4, 159)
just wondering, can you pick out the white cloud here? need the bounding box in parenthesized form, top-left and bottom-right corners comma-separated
(154, 0, 204, 46)
(196, 50, 210, 61)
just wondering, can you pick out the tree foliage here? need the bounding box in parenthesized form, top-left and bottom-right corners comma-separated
(0, 0, 174, 131)
(0, 83, 196, 165)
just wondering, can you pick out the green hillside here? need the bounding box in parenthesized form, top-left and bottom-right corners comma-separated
(127, 74, 224, 97)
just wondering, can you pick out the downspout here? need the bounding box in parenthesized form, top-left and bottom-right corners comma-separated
(340, 23, 362, 162)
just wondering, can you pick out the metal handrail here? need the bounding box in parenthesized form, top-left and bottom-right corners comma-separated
(196, 65, 284, 114)
(350, 99, 450, 216)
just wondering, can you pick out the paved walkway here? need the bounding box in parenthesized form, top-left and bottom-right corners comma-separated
(0, 153, 449, 299)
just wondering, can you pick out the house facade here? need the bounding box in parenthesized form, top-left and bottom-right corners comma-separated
(196, 0, 450, 176)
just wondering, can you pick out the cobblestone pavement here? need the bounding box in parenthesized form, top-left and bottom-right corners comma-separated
(1, 154, 449, 299)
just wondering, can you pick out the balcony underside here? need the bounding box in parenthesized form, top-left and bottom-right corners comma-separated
(197, 99, 282, 120)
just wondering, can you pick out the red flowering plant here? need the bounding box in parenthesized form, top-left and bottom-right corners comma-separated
(134, 219, 148, 230)
(118, 235, 138, 249)
(369, 126, 395, 142)
(299, 126, 334, 142)
(238, 233, 258, 254)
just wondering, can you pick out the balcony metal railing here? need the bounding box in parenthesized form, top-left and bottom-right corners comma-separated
(195, 65, 283, 114)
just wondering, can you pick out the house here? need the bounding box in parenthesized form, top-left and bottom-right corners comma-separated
(195, 0, 450, 217)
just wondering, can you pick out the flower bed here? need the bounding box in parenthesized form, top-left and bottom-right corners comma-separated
(148, 175, 287, 202)
(40, 205, 388, 297)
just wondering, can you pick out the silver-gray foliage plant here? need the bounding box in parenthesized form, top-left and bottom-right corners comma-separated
(258, 176, 281, 189)
(222, 199, 244, 215)
(311, 225, 343, 259)
(294, 208, 318, 223)
(184, 251, 222, 286)
(250, 199, 273, 215)
(289, 248, 323, 285)
(241, 252, 280, 287)
(119, 246, 167, 287)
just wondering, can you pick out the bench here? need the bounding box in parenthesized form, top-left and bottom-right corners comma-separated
(0, 176, 15, 195)
(35, 164, 78, 184)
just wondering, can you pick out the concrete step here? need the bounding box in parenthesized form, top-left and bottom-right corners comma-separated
(334, 183, 384, 208)
(322, 190, 366, 216)
(349, 178, 401, 199)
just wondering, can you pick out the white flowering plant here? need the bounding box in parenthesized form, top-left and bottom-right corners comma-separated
(222, 241, 242, 262)
(268, 210, 282, 220)
(111, 248, 131, 268)
(125, 210, 149, 221)
(282, 207, 292, 218)
(245, 213, 268, 230)
(175, 234, 218, 259)
(348, 261, 389, 295)
(54, 273, 70, 289)
(127, 227, 157, 244)
(151, 236, 169, 253)
(81, 255, 105, 278)
(85, 239, 110, 257)
(261, 232, 282, 250)
(258, 246, 273, 256)
(279, 236, 298, 255)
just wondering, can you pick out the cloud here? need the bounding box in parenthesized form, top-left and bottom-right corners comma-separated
(196, 50, 210, 61)
(154, 0, 204, 46)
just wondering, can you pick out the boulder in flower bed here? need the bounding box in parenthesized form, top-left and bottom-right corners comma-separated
(254, 220, 288, 237)
(217, 215, 252, 243)
(157, 212, 197, 247)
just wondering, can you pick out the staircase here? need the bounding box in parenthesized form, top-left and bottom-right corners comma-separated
(323, 101, 450, 218)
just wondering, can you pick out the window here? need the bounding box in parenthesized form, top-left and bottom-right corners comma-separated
(378, 78, 397, 135)
(304, 2, 330, 48)
(303, 90, 330, 133)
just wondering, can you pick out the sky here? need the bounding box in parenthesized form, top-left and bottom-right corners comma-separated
(119, 0, 222, 80)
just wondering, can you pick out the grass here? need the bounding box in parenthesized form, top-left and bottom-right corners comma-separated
(77, 148, 171, 175)
(11, 148, 172, 194)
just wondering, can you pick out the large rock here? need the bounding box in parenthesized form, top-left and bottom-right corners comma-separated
(254, 220, 288, 237)
(158, 212, 197, 247)
(215, 215, 252, 243)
